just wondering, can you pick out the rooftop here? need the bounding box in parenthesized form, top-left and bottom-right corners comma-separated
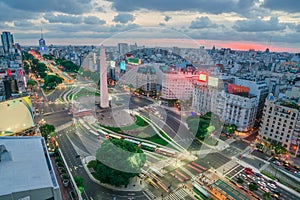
(0, 136, 58, 196)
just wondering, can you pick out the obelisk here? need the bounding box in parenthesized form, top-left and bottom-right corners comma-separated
(100, 45, 109, 108)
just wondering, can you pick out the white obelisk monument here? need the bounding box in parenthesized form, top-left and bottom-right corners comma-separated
(99, 45, 109, 108)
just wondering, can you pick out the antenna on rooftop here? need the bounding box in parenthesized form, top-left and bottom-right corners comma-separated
(40, 28, 43, 39)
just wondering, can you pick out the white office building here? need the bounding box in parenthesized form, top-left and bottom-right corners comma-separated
(162, 73, 198, 100)
(215, 90, 258, 132)
(192, 76, 258, 132)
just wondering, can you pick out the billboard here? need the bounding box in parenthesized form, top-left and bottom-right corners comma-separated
(198, 73, 208, 82)
(120, 61, 126, 71)
(228, 84, 250, 95)
(110, 61, 116, 68)
(208, 76, 219, 87)
(0, 96, 34, 136)
(127, 58, 141, 65)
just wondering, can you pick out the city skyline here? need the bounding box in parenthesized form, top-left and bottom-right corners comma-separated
(0, 0, 299, 52)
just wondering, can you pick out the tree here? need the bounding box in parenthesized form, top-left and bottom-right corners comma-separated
(43, 75, 63, 90)
(94, 139, 146, 187)
(40, 124, 55, 139)
(187, 112, 221, 140)
(248, 183, 258, 191)
(263, 192, 271, 200)
(27, 79, 37, 90)
(237, 177, 244, 184)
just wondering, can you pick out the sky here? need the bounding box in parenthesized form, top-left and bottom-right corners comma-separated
(0, 0, 300, 52)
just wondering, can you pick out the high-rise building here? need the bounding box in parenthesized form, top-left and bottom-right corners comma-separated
(118, 43, 129, 55)
(215, 90, 258, 132)
(234, 78, 269, 126)
(136, 65, 157, 97)
(162, 73, 198, 101)
(192, 76, 258, 132)
(39, 29, 48, 56)
(1, 32, 14, 54)
(259, 94, 300, 156)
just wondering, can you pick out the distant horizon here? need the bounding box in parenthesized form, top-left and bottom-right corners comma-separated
(14, 37, 300, 53)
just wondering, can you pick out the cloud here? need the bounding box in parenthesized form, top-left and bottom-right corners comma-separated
(0, 2, 38, 22)
(44, 13, 83, 24)
(263, 0, 300, 13)
(84, 16, 106, 25)
(108, 0, 256, 15)
(159, 23, 166, 26)
(164, 16, 171, 22)
(189, 16, 218, 29)
(113, 13, 135, 23)
(1, 0, 92, 15)
(233, 17, 286, 32)
(14, 21, 35, 27)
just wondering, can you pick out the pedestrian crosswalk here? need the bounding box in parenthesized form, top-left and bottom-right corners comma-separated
(164, 188, 189, 200)
(143, 189, 157, 199)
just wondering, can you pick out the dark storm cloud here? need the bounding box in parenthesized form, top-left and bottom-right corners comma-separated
(263, 0, 300, 13)
(84, 16, 106, 25)
(107, 0, 256, 15)
(1, 0, 92, 15)
(189, 16, 218, 29)
(113, 13, 135, 23)
(233, 17, 286, 32)
(164, 16, 171, 22)
(44, 13, 83, 24)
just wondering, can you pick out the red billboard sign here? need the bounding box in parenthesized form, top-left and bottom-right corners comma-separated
(228, 84, 249, 94)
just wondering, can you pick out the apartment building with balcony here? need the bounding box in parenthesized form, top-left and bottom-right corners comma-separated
(259, 94, 300, 156)
(192, 76, 258, 132)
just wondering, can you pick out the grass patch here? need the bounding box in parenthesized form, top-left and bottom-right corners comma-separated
(73, 88, 100, 100)
(135, 115, 148, 126)
(100, 124, 122, 133)
(68, 94, 73, 101)
(261, 171, 275, 180)
(159, 131, 172, 142)
(146, 134, 168, 146)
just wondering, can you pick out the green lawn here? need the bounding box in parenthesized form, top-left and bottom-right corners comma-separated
(146, 134, 168, 146)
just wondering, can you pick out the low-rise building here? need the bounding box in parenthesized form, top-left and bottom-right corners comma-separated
(0, 136, 62, 200)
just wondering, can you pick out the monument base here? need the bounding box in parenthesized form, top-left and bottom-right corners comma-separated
(95, 101, 111, 113)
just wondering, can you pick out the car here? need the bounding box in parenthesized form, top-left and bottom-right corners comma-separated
(255, 172, 263, 177)
(268, 180, 277, 186)
(273, 161, 282, 166)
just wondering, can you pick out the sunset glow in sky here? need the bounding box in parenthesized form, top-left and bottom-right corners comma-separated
(0, 0, 299, 52)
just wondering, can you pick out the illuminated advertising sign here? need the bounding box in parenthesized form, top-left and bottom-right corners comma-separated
(198, 73, 208, 82)
(120, 61, 126, 71)
(127, 58, 141, 65)
(110, 61, 116, 68)
(208, 76, 219, 87)
(228, 84, 250, 94)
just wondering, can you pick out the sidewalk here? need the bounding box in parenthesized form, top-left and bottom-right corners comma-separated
(50, 157, 73, 200)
